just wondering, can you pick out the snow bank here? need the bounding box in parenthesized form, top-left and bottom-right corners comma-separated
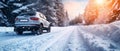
(0, 27, 14, 32)
(81, 21, 120, 46)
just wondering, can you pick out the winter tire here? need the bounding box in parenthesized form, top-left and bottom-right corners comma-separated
(36, 24, 43, 35)
(16, 30, 23, 35)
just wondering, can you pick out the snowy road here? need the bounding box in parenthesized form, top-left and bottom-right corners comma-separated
(0, 22, 120, 51)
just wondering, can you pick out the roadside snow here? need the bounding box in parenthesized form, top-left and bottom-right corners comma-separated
(0, 27, 14, 32)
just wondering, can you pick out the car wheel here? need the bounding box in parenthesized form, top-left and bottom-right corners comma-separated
(16, 30, 23, 35)
(36, 24, 43, 35)
(47, 25, 51, 33)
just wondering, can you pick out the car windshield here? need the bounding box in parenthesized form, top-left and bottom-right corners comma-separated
(19, 12, 36, 16)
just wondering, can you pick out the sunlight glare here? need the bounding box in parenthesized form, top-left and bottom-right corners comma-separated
(96, 0, 104, 5)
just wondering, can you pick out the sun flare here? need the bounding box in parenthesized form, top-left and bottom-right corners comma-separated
(96, 0, 104, 5)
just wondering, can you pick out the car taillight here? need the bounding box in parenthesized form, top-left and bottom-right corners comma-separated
(30, 17, 39, 20)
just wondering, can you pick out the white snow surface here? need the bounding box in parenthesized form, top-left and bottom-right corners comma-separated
(0, 21, 120, 51)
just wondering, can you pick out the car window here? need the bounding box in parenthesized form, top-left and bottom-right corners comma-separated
(42, 15, 46, 19)
(19, 12, 35, 16)
(39, 14, 46, 19)
(40, 14, 46, 19)
(39, 14, 42, 17)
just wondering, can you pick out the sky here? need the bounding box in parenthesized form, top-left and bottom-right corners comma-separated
(63, 0, 88, 20)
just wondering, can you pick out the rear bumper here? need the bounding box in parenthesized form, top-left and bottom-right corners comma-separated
(14, 24, 39, 27)
(14, 25, 40, 31)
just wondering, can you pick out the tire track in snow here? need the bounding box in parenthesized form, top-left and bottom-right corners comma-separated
(64, 27, 88, 51)
(36, 26, 75, 51)
(0, 27, 71, 51)
(1, 26, 120, 51)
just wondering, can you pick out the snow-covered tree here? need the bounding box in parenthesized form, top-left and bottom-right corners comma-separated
(0, 0, 28, 26)
(69, 14, 83, 25)
(0, 1, 9, 26)
(84, 0, 98, 25)
(0, 0, 69, 26)
(84, 0, 120, 25)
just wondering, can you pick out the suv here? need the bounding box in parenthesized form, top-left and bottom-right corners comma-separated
(14, 12, 51, 35)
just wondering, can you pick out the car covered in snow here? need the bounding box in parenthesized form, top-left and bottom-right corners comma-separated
(14, 12, 51, 35)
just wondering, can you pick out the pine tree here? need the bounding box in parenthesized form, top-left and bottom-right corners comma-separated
(0, 0, 69, 26)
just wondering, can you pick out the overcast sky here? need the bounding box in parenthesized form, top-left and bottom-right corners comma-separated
(63, 0, 88, 20)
